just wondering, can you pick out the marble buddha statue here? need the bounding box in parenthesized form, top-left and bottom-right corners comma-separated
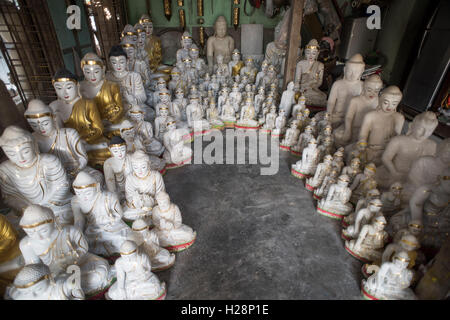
(123, 150, 166, 223)
(168, 67, 183, 94)
(4, 263, 84, 300)
(262, 65, 278, 91)
(295, 39, 327, 107)
(103, 136, 131, 202)
(265, 7, 289, 74)
(317, 124, 333, 146)
(106, 45, 148, 110)
(343, 188, 381, 229)
(376, 111, 438, 189)
(342, 199, 383, 241)
(79, 53, 126, 139)
(152, 191, 197, 252)
(134, 23, 151, 67)
(50, 69, 109, 167)
(280, 121, 300, 151)
(176, 31, 193, 63)
(18, 205, 115, 296)
(121, 36, 152, 90)
(183, 57, 199, 86)
(317, 174, 353, 220)
(214, 54, 231, 87)
(341, 157, 362, 185)
(0, 126, 73, 226)
(221, 97, 237, 126)
(25, 99, 104, 186)
(313, 168, 339, 201)
(155, 88, 174, 117)
(229, 49, 244, 77)
(393, 220, 423, 244)
(163, 118, 193, 169)
(291, 125, 314, 156)
(327, 54, 365, 128)
(331, 148, 345, 173)
(208, 74, 220, 97)
(240, 58, 257, 84)
(0, 214, 23, 297)
(350, 163, 378, 204)
(305, 154, 333, 192)
(207, 16, 235, 73)
(255, 60, 269, 88)
(335, 74, 383, 148)
(154, 107, 170, 141)
(236, 97, 259, 130)
(380, 182, 403, 215)
(218, 86, 230, 115)
(279, 82, 296, 118)
(229, 83, 243, 113)
(71, 171, 132, 258)
(261, 105, 277, 133)
(186, 96, 211, 136)
(206, 100, 225, 130)
(254, 87, 265, 115)
(380, 234, 422, 273)
(173, 87, 188, 121)
(317, 111, 331, 132)
(345, 215, 389, 263)
(347, 140, 369, 167)
(119, 119, 145, 154)
(139, 14, 162, 72)
(189, 44, 207, 78)
(271, 109, 287, 139)
(359, 86, 405, 165)
(128, 104, 165, 157)
(361, 251, 416, 300)
(291, 138, 320, 179)
(106, 240, 166, 300)
(291, 99, 306, 121)
(132, 219, 176, 272)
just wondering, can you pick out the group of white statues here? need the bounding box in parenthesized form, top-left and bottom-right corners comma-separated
(0, 13, 447, 300)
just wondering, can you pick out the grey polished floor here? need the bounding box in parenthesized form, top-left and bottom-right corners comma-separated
(158, 134, 363, 300)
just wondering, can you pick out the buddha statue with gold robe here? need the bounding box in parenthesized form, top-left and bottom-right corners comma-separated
(139, 14, 162, 72)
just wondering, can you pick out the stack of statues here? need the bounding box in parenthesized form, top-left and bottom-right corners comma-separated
(0, 13, 447, 301)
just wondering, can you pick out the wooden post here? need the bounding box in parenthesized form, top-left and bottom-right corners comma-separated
(283, 0, 304, 90)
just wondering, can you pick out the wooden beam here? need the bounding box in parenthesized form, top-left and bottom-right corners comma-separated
(283, 0, 304, 90)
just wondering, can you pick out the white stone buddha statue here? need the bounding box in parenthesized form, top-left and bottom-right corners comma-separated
(295, 39, 327, 107)
(18, 205, 114, 296)
(345, 215, 389, 263)
(279, 82, 296, 117)
(350, 163, 378, 204)
(106, 240, 166, 300)
(341, 157, 362, 185)
(186, 96, 211, 136)
(153, 78, 169, 111)
(119, 119, 145, 153)
(376, 111, 438, 189)
(173, 87, 189, 121)
(121, 36, 152, 92)
(393, 220, 423, 244)
(335, 74, 383, 148)
(176, 31, 193, 64)
(215, 54, 231, 86)
(343, 188, 381, 229)
(134, 23, 151, 69)
(207, 16, 235, 73)
(103, 136, 131, 202)
(71, 171, 132, 258)
(131, 219, 175, 272)
(229, 83, 243, 113)
(221, 97, 237, 126)
(152, 192, 197, 252)
(313, 168, 339, 201)
(327, 54, 365, 128)
(0, 126, 73, 226)
(280, 121, 300, 151)
(317, 174, 353, 220)
(4, 263, 84, 300)
(154, 107, 170, 141)
(217, 87, 229, 115)
(291, 98, 306, 121)
(255, 60, 269, 88)
(254, 87, 265, 115)
(189, 44, 207, 78)
(291, 125, 314, 155)
(240, 57, 257, 84)
(380, 182, 403, 215)
(359, 86, 405, 165)
(236, 97, 259, 129)
(291, 138, 320, 179)
(271, 109, 287, 139)
(139, 15, 162, 72)
(262, 65, 278, 91)
(381, 234, 421, 269)
(182, 57, 199, 86)
(123, 151, 166, 223)
(317, 136, 335, 162)
(206, 100, 225, 130)
(261, 106, 277, 132)
(265, 8, 289, 74)
(163, 118, 193, 169)
(342, 199, 383, 241)
(362, 251, 417, 300)
(305, 154, 333, 192)
(168, 67, 184, 94)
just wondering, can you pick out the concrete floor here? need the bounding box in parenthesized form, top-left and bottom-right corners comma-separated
(158, 133, 364, 300)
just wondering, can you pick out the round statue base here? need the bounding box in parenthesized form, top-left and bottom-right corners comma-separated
(280, 145, 290, 151)
(223, 121, 236, 128)
(361, 284, 379, 300)
(344, 245, 371, 263)
(86, 277, 116, 300)
(259, 128, 271, 134)
(271, 132, 284, 139)
(317, 206, 346, 220)
(234, 124, 260, 130)
(164, 235, 196, 253)
(291, 167, 311, 180)
(166, 156, 192, 170)
(155, 286, 167, 300)
(305, 182, 315, 192)
(290, 149, 302, 157)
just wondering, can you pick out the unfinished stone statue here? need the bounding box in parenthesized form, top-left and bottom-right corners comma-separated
(327, 54, 365, 128)
(207, 16, 235, 73)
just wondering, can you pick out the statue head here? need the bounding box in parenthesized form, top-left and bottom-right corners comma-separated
(159, 89, 171, 103)
(232, 49, 240, 62)
(159, 107, 169, 117)
(12, 263, 52, 296)
(181, 31, 193, 49)
(350, 157, 361, 170)
(408, 220, 423, 237)
(73, 171, 99, 202)
(337, 174, 350, 187)
(400, 234, 420, 251)
(393, 251, 410, 270)
(109, 136, 127, 160)
(52, 69, 79, 103)
(267, 65, 276, 78)
(20, 205, 56, 240)
(367, 188, 381, 200)
(119, 240, 138, 262)
(373, 215, 387, 231)
(214, 16, 228, 38)
(305, 39, 320, 62)
(390, 182, 403, 197)
(407, 111, 438, 141)
(378, 86, 402, 113)
(132, 218, 150, 234)
(109, 45, 128, 73)
(216, 54, 224, 64)
(324, 154, 333, 164)
(120, 120, 136, 141)
(368, 198, 382, 213)
(330, 169, 339, 178)
(166, 117, 177, 131)
(304, 125, 313, 134)
(189, 44, 200, 59)
(363, 74, 383, 100)
(183, 57, 192, 69)
(155, 191, 171, 211)
(121, 24, 138, 44)
(364, 163, 376, 177)
(0, 126, 38, 168)
(129, 150, 151, 178)
(343, 54, 365, 82)
(303, 108, 310, 117)
(170, 68, 181, 82)
(244, 57, 254, 68)
(287, 81, 295, 91)
(127, 104, 145, 123)
(139, 14, 153, 37)
(134, 23, 146, 47)
(175, 87, 184, 99)
(308, 137, 318, 149)
(157, 77, 167, 91)
(121, 37, 136, 60)
(25, 99, 56, 137)
(323, 124, 332, 136)
(261, 60, 269, 72)
(81, 53, 105, 86)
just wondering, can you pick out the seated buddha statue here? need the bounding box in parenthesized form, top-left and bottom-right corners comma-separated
(305, 154, 333, 192)
(206, 100, 225, 130)
(240, 57, 257, 84)
(342, 199, 383, 241)
(343, 188, 381, 229)
(103, 136, 131, 202)
(280, 121, 300, 151)
(189, 44, 207, 78)
(317, 174, 353, 220)
(177, 31, 193, 64)
(163, 118, 193, 169)
(186, 96, 211, 136)
(139, 14, 162, 72)
(50, 68, 109, 167)
(134, 23, 151, 70)
(350, 163, 378, 205)
(206, 16, 235, 73)
(229, 49, 244, 77)
(291, 138, 320, 179)
(220, 98, 237, 126)
(0, 126, 73, 226)
(313, 168, 339, 201)
(18, 205, 115, 296)
(236, 97, 259, 129)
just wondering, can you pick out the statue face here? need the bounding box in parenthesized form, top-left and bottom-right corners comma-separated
(374, 221, 385, 231)
(189, 50, 199, 59)
(167, 123, 176, 131)
(363, 81, 382, 100)
(123, 46, 135, 60)
(171, 73, 180, 81)
(305, 48, 319, 62)
(394, 258, 409, 269)
(110, 56, 127, 73)
(83, 65, 104, 86)
(157, 197, 170, 210)
(109, 145, 126, 160)
(157, 82, 166, 91)
(175, 92, 184, 99)
(344, 63, 364, 82)
(74, 186, 98, 203)
(160, 94, 170, 103)
(182, 37, 192, 49)
(137, 32, 146, 47)
(268, 69, 276, 78)
(128, 112, 143, 123)
(54, 81, 78, 103)
(27, 116, 55, 137)
(215, 21, 227, 38)
(3, 141, 36, 168)
(380, 93, 401, 113)
(144, 22, 153, 37)
(132, 160, 149, 178)
(160, 109, 169, 117)
(217, 55, 224, 64)
(232, 54, 240, 62)
(24, 222, 55, 241)
(351, 161, 360, 170)
(121, 127, 135, 140)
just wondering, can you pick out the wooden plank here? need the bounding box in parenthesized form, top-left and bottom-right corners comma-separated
(283, 0, 304, 90)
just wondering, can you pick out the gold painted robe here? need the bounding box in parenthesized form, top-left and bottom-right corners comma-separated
(94, 80, 125, 125)
(145, 35, 162, 72)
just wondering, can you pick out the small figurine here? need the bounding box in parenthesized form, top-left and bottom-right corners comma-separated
(206, 100, 225, 130)
(255, 60, 269, 88)
(103, 136, 131, 201)
(220, 97, 237, 128)
(254, 87, 266, 115)
(380, 182, 403, 216)
(189, 44, 207, 78)
(163, 118, 193, 169)
(347, 140, 369, 167)
(173, 87, 189, 121)
(291, 96, 306, 120)
(260, 105, 277, 134)
(291, 125, 314, 157)
(342, 199, 383, 241)
(271, 109, 287, 139)
(280, 121, 300, 151)
(182, 57, 199, 86)
(317, 136, 335, 162)
(305, 154, 333, 192)
(279, 81, 297, 117)
(121, 36, 152, 90)
(343, 188, 381, 229)
(317, 174, 353, 220)
(186, 96, 212, 136)
(313, 168, 339, 201)
(214, 54, 230, 86)
(152, 192, 197, 252)
(139, 14, 162, 72)
(392, 220, 423, 244)
(176, 31, 193, 62)
(106, 240, 166, 300)
(235, 97, 259, 130)
(132, 219, 176, 272)
(168, 67, 184, 94)
(229, 83, 243, 113)
(291, 138, 320, 180)
(154, 107, 170, 141)
(229, 49, 244, 77)
(240, 57, 257, 83)
(217, 86, 230, 115)
(153, 78, 169, 110)
(341, 158, 362, 185)
(350, 163, 378, 204)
